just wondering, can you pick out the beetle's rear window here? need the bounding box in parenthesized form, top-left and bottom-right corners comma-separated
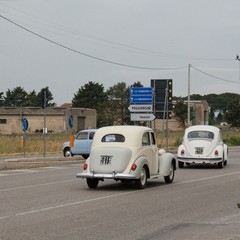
(188, 131, 214, 140)
(101, 134, 125, 142)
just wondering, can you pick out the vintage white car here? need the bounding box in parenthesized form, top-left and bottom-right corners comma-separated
(76, 125, 176, 189)
(177, 125, 228, 168)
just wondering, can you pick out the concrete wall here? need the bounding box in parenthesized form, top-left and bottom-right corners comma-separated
(0, 107, 97, 134)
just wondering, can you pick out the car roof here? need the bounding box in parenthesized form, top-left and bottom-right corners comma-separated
(92, 125, 153, 147)
(185, 125, 220, 134)
(79, 129, 97, 133)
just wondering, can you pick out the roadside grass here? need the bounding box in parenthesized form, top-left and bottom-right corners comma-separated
(0, 133, 69, 156)
(0, 128, 239, 156)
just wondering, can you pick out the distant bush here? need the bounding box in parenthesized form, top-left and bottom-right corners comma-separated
(226, 136, 240, 146)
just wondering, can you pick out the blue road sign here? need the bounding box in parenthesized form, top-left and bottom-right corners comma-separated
(130, 96, 153, 104)
(22, 118, 28, 132)
(130, 87, 153, 104)
(130, 87, 153, 95)
(68, 115, 73, 128)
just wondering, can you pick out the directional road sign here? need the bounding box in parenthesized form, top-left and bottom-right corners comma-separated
(128, 104, 153, 112)
(131, 113, 156, 121)
(130, 87, 153, 104)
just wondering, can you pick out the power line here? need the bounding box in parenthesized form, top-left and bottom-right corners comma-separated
(0, 14, 188, 70)
(0, 3, 234, 62)
(191, 66, 240, 84)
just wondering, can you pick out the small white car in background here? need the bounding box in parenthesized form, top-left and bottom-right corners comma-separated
(177, 125, 228, 168)
(63, 129, 97, 159)
(76, 125, 176, 189)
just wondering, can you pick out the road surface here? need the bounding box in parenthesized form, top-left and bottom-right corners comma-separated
(0, 147, 239, 240)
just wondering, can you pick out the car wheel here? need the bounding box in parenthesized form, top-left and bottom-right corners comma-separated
(82, 154, 89, 159)
(135, 166, 147, 189)
(86, 178, 99, 189)
(178, 161, 184, 168)
(64, 148, 71, 157)
(218, 157, 224, 169)
(164, 161, 175, 184)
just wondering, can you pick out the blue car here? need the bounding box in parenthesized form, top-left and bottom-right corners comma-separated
(63, 129, 97, 159)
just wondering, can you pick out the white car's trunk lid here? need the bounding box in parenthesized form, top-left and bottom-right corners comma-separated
(89, 146, 132, 173)
(186, 139, 214, 157)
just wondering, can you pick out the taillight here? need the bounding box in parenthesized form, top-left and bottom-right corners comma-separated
(131, 163, 137, 171)
(83, 163, 88, 170)
(214, 150, 219, 155)
(181, 149, 185, 155)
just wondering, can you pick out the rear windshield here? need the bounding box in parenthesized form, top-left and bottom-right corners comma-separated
(101, 134, 125, 142)
(187, 131, 214, 140)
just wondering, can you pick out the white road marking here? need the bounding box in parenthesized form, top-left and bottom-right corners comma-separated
(1, 170, 240, 221)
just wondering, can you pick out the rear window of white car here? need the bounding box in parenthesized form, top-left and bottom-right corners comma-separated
(188, 131, 214, 140)
(101, 134, 125, 142)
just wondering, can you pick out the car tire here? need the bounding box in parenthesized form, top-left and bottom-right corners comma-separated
(86, 178, 99, 189)
(178, 161, 184, 168)
(64, 148, 71, 157)
(164, 161, 175, 184)
(218, 158, 224, 169)
(82, 154, 89, 159)
(135, 166, 147, 189)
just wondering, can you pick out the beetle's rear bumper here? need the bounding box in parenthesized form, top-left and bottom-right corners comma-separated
(76, 171, 137, 180)
(177, 157, 222, 164)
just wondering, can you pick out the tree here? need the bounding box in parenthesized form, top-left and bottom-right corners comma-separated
(25, 90, 39, 106)
(173, 100, 188, 128)
(106, 82, 130, 125)
(4, 87, 28, 107)
(37, 87, 55, 108)
(225, 99, 240, 127)
(72, 82, 108, 127)
(0, 92, 4, 106)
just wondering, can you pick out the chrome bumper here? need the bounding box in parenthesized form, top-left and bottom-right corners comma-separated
(177, 157, 222, 163)
(76, 171, 137, 180)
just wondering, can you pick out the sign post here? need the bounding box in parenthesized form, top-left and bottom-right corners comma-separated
(129, 87, 154, 124)
(22, 118, 28, 158)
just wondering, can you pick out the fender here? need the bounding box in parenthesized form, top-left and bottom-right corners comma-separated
(223, 144, 228, 160)
(159, 152, 176, 176)
(129, 156, 149, 179)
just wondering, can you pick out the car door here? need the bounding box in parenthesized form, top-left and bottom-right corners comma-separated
(71, 131, 89, 154)
(142, 131, 158, 175)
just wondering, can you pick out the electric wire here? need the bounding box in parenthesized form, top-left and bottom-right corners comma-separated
(0, 14, 187, 70)
(191, 66, 240, 84)
(0, 3, 234, 61)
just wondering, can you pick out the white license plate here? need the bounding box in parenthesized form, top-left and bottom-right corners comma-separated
(100, 155, 112, 165)
(195, 147, 203, 154)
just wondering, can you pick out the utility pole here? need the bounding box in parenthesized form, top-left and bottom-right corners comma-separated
(187, 64, 191, 127)
(236, 55, 240, 81)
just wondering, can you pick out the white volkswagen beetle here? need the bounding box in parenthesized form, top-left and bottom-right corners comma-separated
(177, 125, 228, 168)
(76, 125, 176, 189)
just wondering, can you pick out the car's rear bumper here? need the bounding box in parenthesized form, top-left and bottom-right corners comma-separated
(177, 157, 222, 164)
(76, 171, 137, 180)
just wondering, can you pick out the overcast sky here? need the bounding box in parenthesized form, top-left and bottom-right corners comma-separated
(0, 0, 240, 105)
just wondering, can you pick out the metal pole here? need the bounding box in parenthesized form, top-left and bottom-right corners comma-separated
(187, 64, 191, 127)
(43, 90, 46, 158)
(236, 55, 240, 81)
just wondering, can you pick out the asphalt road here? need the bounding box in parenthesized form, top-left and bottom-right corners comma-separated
(0, 148, 240, 240)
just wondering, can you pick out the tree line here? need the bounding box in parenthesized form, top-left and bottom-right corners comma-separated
(1, 82, 240, 128)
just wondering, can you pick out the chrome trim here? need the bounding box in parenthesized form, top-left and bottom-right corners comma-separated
(76, 172, 137, 180)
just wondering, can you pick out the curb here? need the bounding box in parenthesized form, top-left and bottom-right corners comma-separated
(0, 156, 85, 171)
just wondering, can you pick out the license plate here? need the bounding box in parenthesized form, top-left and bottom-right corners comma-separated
(195, 147, 203, 154)
(100, 155, 113, 165)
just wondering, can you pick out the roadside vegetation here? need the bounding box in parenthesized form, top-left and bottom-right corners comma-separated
(0, 128, 239, 156)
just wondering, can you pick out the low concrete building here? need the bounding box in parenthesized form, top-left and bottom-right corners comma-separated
(153, 100, 209, 131)
(0, 107, 96, 134)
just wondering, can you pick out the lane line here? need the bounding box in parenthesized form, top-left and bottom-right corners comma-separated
(1, 170, 240, 220)
(0, 179, 78, 192)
